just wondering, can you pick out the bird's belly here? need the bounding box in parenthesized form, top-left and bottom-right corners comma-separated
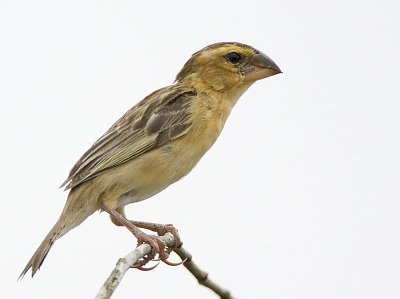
(114, 134, 212, 208)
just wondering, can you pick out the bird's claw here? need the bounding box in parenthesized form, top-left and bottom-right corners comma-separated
(124, 220, 183, 270)
(136, 233, 163, 258)
(129, 221, 182, 248)
(134, 260, 160, 271)
(157, 224, 182, 247)
(132, 233, 181, 270)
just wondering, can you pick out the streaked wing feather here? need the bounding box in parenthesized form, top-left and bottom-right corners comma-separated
(61, 86, 196, 190)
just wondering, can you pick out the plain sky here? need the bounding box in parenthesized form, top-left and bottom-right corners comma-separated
(1, 1, 399, 298)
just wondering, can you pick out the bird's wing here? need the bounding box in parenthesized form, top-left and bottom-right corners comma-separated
(61, 85, 196, 190)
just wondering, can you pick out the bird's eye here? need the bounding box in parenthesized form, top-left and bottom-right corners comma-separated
(226, 52, 242, 64)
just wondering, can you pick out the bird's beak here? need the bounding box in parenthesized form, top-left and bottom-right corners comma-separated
(243, 51, 281, 82)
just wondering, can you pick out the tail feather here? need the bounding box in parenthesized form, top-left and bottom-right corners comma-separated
(19, 183, 98, 279)
(19, 223, 61, 279)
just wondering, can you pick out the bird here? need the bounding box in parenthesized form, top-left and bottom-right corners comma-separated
(20, 42, 281, 278)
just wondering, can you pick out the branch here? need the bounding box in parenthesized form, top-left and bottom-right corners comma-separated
(173, 246, 234, 299)
(95, 233, 235, 299)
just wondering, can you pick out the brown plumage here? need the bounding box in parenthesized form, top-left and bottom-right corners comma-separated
(20, 42, 281, 278)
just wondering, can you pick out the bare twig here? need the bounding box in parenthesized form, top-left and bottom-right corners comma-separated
(173, 246, 234, 299)
(95, 233, 234, 299)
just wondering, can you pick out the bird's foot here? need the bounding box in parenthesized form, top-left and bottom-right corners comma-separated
(128, 220, 183, 269)
(129, 220, 182, 249)
(100, 204, 182, 270)
(132, 230, 167, 269)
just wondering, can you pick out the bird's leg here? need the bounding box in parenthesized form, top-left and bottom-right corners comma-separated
(101, 204, 168, 268)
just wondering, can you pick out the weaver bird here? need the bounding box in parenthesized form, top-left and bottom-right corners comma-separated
(20, 42, 281, 278)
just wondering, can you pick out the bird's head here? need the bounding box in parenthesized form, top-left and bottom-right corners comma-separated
(176, 42, 281, 93)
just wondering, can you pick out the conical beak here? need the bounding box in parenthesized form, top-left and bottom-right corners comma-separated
(243, 51, 281, 82)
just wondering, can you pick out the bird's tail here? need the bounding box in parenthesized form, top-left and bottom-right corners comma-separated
(19, 185, 98, 279)
(19, 221, 64, 279)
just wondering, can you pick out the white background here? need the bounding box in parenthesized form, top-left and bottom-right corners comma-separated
(2, 1, 399, 298)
